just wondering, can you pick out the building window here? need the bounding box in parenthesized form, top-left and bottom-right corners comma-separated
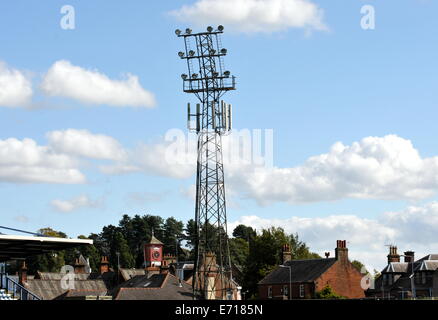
(388, 274, 393, 285)
(284, 285, 289, 297)
(383, 274, 388, 285)
(299, 284, 305, 298)
(268, 286, 272, 299)
(421, 272, 427, 285)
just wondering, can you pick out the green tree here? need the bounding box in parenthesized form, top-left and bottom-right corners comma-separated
(315, 285, 346, 299)
(232, 225, 256, 242)
(111, 232, 135, 269)
(162, 217, 185, 259)
(27, 228, 67, 273)
(351, 260, 366, 273)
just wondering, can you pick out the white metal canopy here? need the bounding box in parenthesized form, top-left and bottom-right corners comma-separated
(0, 234, 93, 262)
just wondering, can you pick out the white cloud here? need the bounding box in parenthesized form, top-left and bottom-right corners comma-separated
(231, 135, 438, 204)
(170, 0, 327, 33)
(51, 194, 101, 213)
(41, 60, 156, 108)
(0, 61, 33, 107)
(47, 129, 127, 161)
(229, 202, 438, 270)
(0, 137, 85, 184)
(97, 133, 438, 204)
(100, 134, 196, 179)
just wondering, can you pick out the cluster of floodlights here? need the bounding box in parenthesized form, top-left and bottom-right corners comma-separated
(178, 48, 227, 58)
(175, 25, 224, 36)
(181, 70, 231, 80)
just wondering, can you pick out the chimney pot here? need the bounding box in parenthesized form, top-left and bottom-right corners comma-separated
(99, 256, 110, 274)
(335, 240, 349, 264)
(404, 251, 415, 263)
(282, 243, 292, 264)
(387, 246, 400, 263)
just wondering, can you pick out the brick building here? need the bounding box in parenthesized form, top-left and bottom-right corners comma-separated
(258, 240, 365, 299)
(366, 246, 438, 299)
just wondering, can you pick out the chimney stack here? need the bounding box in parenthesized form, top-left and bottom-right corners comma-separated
(74, 258, 86, 274)
(387, 246, 400, 264)
(18, 261, 27, 285)
(335, 240, 348, 264)
(99, 256, 110, 274)
(325, 252, 330, 259)
(404, 251, 415, 263)
(282, 244, 292, 264)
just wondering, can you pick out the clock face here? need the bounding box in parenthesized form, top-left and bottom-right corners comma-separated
(152, 250, 161, 259)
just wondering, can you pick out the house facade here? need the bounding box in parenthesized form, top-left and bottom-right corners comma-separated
(366, 246, 438, 299)
(258, 240, 365, 299)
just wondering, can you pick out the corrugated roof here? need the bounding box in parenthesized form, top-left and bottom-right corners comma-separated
(25, 279, 109, 300)
(258, 258, 336, 285)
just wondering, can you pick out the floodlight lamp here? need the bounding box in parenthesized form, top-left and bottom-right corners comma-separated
(213, 72, 219, 77)
(207, 26, 213, 32)
(221, 48, 227, 54)
(218, 25, 224, 32)
(178, 51, 185, 58)
(224, 71, 231, 77)
(175, 29, 182, 36)
(189, 50, 195, 57)
(192, 73, 198, 79)
(181, 74, 188, 80)
(186, 28, 192, 34)
(210, 49, 216, 55)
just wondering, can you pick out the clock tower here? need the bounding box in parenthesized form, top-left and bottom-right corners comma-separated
(144, 233, 163, 268)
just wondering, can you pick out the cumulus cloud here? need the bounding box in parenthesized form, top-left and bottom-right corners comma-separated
(170, 0, 327, 33)
(229, 202, 438, 269)
(100, 130, 196, 179)
(0, 137, 85, 184)
(41, 60, 156, 108)
(47, 129, 127, 161)
(232, 135, 438, 204)
(51, 194, 101, 213)
(98, 133, 438, 204)
(0, 61, 33, 107)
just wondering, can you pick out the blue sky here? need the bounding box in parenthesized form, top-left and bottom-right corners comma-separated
(1, 0, 438, 269)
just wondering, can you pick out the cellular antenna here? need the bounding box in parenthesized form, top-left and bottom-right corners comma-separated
(176, 25, 236, 300)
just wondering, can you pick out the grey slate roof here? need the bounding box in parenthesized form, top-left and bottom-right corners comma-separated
(258, 258, 336, 285)
(114, 273, 193, 300)
(417, 254, 438, 262)
(381, 262, 409, 273)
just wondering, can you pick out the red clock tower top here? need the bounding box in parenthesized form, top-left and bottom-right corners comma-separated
(144, 233, 163, 268)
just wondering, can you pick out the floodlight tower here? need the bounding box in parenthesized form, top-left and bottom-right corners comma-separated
(175, 26, 236, 300)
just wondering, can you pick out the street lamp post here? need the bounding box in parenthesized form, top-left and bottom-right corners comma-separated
(279, 265, 292, 300)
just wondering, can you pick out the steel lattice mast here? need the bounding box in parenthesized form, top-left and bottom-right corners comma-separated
(175, 26, 236, 300)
